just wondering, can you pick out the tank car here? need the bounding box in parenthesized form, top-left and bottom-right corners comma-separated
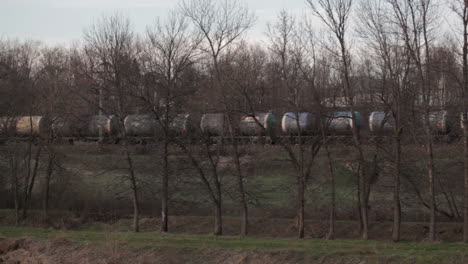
(428, 110, 450, 134)
(51, 116, 91, 137)
(51, 117, 72, 137)
(461, 112, 468, 130)
(87, 115, 119, 137)
(124, 115, 158, 137)
(124, 114, 196, 138)
(325, 112, 362, 135)
(15, 116, 46, 136)
(200, 113, 226, 136)
(368, 111, 394, 134)
(239, 113, 276, 137)
(281, 112, 317, 135)
(169, 114, 196, 136)
(0, 117, 18, 136)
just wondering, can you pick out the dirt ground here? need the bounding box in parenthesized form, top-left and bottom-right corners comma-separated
(0, 237, 420, 264)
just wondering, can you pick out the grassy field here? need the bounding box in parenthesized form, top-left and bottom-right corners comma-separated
(1, 144, 467, 263)
(0, 143, 462, 221)
(1, 225, 468, 263)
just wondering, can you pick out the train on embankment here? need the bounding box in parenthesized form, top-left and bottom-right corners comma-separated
(0, 109, 462, 144)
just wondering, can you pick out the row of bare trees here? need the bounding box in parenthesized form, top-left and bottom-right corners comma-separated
(2, 0, 468, 243)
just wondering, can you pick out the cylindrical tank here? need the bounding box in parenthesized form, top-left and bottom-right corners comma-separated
(0, 117, 18, 135)
(325, 112, 362, 135)
(169, 114, 196, 136)
(124, 115, 158, 137)
(428, 110, 449, 134)
(461, 112, 468, 130)
(15, 116, 46, 136)
(369, 111, 394, 134)
(239, 113, 276, 137)
(88, 115, 119, 137)
(281, 112, 316, 135)
(50, 116, 89, 137)
(200, 113, 226, 136)
(51, 117, 72, 137)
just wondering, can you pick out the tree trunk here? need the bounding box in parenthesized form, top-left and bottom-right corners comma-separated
(240, 192, 248, 236)
(462, 6, 468, 243)
(23, 139, 33, 219)
(161, 139, 169, 233)
(464, 115, 468, 242)
(125, 145, 140, 233)
(325, 146, 335, 240)
(425, 117, 436, 242)
(359, 162, 369, 240)
(132, 186, 140, 233)
(213, 148, 223, 237)
(428, 155, 436, 242)
(214, 200, 223, 236)
(226, 109, 249, 236)
(23, 146, 41, 219)
(43, 153, 53, 220)
(356, 167, 363, 233)
(13, 171, 19, 226)
(392, 134, 402, 242)
(297, 175, 305, 239)
(233, 143, 248, 236)
(14, 196, 19, 226)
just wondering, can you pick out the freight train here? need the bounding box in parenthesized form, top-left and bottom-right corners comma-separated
(0, 110, 457, 142)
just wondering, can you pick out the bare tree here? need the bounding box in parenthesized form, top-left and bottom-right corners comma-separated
(142, 10, 201, 233)
(386, 0, 439, 241)
(267, 10, 324, 239)
(301, 23, 338, 240)
(34, 46, 72, 219)
(181, 0, 255, 236)
(83, 14, 142, 232)
(307, 0, 371, 240)
(1, 144, 31, 225)
(450, 0, 468, 243)
(0, 40, 44, 221)
(357, 0, 413, 242)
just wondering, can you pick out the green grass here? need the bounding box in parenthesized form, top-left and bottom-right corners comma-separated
(1, 225, 468, 263)
(1, 144, 465, 232)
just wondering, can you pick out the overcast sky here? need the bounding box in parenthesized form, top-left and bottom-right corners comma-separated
(0, 0, 310, 46)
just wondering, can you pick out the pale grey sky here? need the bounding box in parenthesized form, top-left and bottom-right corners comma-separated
(0, 0, 309, 46)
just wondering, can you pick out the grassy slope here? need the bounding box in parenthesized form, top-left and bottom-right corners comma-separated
(1, 226, 468, 264)
(7, 144, 458, 214)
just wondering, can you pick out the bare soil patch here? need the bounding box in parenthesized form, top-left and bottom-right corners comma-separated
(0, 237, 423, 264)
